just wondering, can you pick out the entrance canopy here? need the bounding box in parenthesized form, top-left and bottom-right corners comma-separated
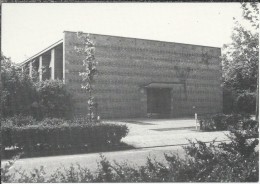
(143, 82, 183, 89)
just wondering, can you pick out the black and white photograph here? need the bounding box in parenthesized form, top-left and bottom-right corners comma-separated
(1, 2, 259, 182)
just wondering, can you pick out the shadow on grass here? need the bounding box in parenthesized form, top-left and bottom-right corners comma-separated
(2, 142, 136, 160)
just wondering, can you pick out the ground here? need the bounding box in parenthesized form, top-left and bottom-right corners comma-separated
(108, 118, 229, 148)
(2, 118, 230, 177)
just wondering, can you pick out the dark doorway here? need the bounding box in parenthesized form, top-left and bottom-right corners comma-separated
(147, 88, 171, 118)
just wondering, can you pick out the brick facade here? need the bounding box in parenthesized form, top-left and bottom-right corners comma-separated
(21, 31, 223, 119)
(64, 31, 223, 118)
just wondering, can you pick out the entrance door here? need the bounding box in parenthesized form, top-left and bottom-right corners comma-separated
(147, 88, 171, 118)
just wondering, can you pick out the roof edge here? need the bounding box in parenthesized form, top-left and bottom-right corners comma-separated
(19, 39, 63, 66)
(63, 30, 221, 49)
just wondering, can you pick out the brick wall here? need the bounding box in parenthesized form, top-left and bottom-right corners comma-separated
(64, 31, 223, 119)
(54, 43, 63, 80)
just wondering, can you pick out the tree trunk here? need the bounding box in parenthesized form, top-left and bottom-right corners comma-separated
(256, 71, 259, 121)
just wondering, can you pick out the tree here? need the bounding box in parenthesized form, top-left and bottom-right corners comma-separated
(222, 4, 259, 91)
(1, 53, 73, 119)
(75, 32, 98, 123)
(1, 53, 37, 117)
(222, 3, 259, 116)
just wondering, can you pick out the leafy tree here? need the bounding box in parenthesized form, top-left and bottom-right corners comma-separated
(1, 53, 73, 119)
(222, 2, 259, 92)
(222, 3, 259, 115)
(1, 54, 37, 117)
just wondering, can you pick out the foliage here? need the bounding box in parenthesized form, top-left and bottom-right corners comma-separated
(223, 86, 237, 114)
(235, 90, 256, 113)
(223, 86, 256, 114)
(1, 118, 129, 154)
(0, 115, 36, 127)
(241, 119, 259, 135)
(1, 54, 73, 119)
(2, 121, 258, 182)
(222, 3, 259, 117)
(75, 32, 98, 123)
(1, 154, 20, 182)
(35, 80, 73, 119)
(1, 54, 37, 118)
(222, 3, 259, 92)
(241, 2, 259, 29)
(198, 113, 251, 131)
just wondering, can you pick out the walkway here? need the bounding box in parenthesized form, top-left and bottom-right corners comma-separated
(106, 118, 229, 148)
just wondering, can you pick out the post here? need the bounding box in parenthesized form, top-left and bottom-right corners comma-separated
(39, 56, 42, 81)
(195, 113, 198, 130)
(29, 61, 33, 78)
(50, 49, 55, 80)
(256, 71, 259, 121)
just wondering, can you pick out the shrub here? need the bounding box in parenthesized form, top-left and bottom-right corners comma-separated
(1, 56, 74, 119)
(242, 119, 259, 132)
(2, 125, 258, 182)
(235, 91, 256, 114)
(1, 115, 36, 127)
(1, 154, 21, 182)
(211, 114, 228, 130)
(198, 113, 228, 131)
(1, 118, 129, 153)
(35, 80, 73, 119)
(1, 56, 37, 118)
(198, 115, 216, 131)
(198, 113, 250, 131)
(223, 86, 257, 115)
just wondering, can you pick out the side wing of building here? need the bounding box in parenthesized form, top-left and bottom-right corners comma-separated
(64, 31, 223, 119)
(20, 40, 63, 82)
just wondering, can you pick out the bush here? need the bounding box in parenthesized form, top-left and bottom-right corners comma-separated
(223, 86, 257, 115)
(1, 115, 36, 127)
(1, 118, 129, 153)
(1, 56, 73, 119)
(1, 56, 37, 118)
(235, 91, 256, 114)
(198, 113, 250, 131)
(35, 80, 73, 119)
(2, 124, 258, 182)
(242, 119, 259, 131)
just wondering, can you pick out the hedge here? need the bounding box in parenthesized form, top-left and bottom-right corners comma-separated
(198, 113, 253, 131)
(1, 120, 129, 153)
(2, 126, 258, 182)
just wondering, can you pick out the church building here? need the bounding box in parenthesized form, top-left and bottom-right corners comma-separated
(20, 31, 223, 118)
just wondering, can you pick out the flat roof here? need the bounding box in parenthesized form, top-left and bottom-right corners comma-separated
(20, 31, 221, 66)
(19, 39, 63, 66)
(64, 30, 221, 49)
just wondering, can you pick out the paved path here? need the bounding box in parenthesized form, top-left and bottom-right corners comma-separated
(106, 118, 229, 148)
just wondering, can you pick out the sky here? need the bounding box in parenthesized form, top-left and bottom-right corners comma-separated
(2, 3, 246, 64)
